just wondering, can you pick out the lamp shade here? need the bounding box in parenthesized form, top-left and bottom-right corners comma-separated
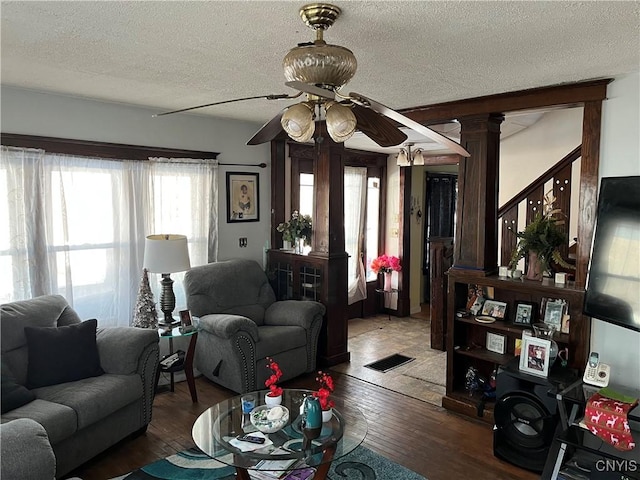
(396, 149, 410, 167)
(325, 101, 357, 143)
(413, 149, 425, 166)
(143, 234, 191, 273)
(281, 102, 315, 142)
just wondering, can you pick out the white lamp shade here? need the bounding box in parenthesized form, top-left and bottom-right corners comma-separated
(396, 149, 410, 167)
(325, 101, 357, 143)
(281, 102, 315, 142)
(143, 234, 191, 273)
(413, 149, 425, 166)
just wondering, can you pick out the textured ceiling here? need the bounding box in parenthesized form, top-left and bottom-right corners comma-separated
(2, 1, 639, 150)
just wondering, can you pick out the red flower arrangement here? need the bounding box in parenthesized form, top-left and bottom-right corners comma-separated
(265, 357, 283, 397)
(313, 371, 335, 411)
(370, 254, 402, 274)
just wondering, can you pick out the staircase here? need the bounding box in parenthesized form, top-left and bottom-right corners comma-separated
(498, 145, 582, 271)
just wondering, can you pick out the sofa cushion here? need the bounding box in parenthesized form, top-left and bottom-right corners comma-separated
(255, 325, 307, 359)
(1, 398, 77, 443)
(1, 295, 82, 386)
(33, 373, 143, 430)
(25, 319, 104, 389)
(1, 362, 35, 414)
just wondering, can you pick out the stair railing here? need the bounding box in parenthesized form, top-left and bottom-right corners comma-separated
(498, 145, 582, 267)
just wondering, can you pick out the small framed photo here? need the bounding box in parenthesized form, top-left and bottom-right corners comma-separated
(486, 332, 507, 354)
(513, 302, 535, 325)
(179, 309, 192, 327)
(226, 172, 259, 223)
(543, 299, 566, 330)
(481, 300, 507, 319)
(519, 336, 552, 377)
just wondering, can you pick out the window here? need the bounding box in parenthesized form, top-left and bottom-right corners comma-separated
(1, 144, 218, 326)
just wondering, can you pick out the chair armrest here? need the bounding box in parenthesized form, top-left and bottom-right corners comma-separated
(1, 418, 55, 480)
(264, 300, 326, 328)
(97, 327, 159, 375)
(199, 314, 259, 342)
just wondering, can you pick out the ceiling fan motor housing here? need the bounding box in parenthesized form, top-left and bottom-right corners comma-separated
(283, 42, 357, 89)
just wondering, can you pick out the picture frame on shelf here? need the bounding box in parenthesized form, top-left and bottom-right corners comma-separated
(486, 332, 507, 354)
(519, 336, 552, 377)
(513, 302, 535, 325)
(543, 299, 567, 331)
(481, 300, 507, 319)
(226, 172, 259, 223)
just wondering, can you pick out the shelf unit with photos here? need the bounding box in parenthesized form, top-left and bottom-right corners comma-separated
(443, 269, 590, 424)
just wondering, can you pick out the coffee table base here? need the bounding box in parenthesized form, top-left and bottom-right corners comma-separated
(234, 443, 336, 480)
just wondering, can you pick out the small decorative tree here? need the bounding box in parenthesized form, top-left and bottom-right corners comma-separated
(132, 268, 158, 328)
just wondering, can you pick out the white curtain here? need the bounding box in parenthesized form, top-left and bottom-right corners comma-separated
(344, 166, 368, 305)
(1, 147, 217, 326)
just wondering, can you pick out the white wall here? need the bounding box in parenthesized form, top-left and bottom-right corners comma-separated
(592, 71, 640, 389)
(1, 86, 272, 266)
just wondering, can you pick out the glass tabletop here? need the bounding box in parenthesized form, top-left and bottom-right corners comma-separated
(158, 317, 199, 339)
(192, 389, 367, 471)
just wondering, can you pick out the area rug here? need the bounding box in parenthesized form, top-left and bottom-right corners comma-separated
(401, 351, 446, 387)
(113, 445, 426, 480)
(364, 353, 415, 372)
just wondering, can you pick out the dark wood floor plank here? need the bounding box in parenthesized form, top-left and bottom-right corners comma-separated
(67, 372, 537, 480)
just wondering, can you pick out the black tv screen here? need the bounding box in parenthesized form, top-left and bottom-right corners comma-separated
(583, 176, 640, 332)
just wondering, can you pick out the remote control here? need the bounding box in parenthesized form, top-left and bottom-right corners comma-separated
(238, 435, 265, 444)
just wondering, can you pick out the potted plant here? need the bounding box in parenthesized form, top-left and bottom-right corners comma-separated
(509, 192, 574, 280)
(264, 357, 283, 405)
(313, 371, 335, 422)
(370, 254, 402, 291)
(276, 211, 312, 254)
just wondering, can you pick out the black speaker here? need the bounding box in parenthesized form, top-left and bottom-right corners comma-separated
(493, 362, 561, 473)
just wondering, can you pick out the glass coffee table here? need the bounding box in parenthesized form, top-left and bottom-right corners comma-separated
(192, 389, 367, 480)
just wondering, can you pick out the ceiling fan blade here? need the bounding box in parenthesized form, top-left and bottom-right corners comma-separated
(349, 92, 471, 157)
(285, 81, 336, 100)
(153, 93, 300, 117)
(352, 104, 407, 147)
(246, 111, 286, 145)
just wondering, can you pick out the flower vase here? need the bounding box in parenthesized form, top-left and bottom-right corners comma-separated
(294, 238, 304, 255)
(265, 393, 282, 406)
(322, 408, 332, 423)
(383, 271, 392, 292)
(526, 251, 543, 281)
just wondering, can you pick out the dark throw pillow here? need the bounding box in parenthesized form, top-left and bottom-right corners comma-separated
(25, 318, 104, 389)
(1, 362, 35, 413)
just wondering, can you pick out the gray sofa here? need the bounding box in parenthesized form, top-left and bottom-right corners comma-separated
(0, 295, 159, 478)
(185, 259, 325, 393)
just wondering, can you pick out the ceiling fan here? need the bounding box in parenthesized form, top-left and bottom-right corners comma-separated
(155, 3, 470, 157)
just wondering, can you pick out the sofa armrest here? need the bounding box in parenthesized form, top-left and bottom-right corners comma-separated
(97, 327, 159, 375)
(199, 314, 259, 342)
(264, 300, 326, 328)
(1, 418, 56, 480)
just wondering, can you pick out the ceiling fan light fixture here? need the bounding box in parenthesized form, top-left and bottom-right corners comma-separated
(325, 101, 357, 142)
(281, 102, 315, 142)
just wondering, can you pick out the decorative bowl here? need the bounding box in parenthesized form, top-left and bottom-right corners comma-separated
(250, 405, 290, 433)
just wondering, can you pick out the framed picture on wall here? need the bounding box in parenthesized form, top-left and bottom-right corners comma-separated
(226, 172, 259, 223)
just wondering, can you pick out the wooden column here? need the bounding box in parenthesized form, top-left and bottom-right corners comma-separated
(270, 140, 287, 249)
(310, 125, 350, 366)
(452, 113, 504, 274)
(575, 100, 602, 287)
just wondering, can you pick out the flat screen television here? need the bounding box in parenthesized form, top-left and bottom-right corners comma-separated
(583, 176, 640, 332)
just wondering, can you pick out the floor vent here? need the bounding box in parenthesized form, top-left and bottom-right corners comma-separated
(364, 353, 415, 372)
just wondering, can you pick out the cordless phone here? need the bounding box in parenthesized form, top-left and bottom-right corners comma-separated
(582, 351, 610, 388)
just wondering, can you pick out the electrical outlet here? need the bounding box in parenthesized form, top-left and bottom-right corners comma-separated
(239, 237, 247, 247)
(391, 228, 399, 238)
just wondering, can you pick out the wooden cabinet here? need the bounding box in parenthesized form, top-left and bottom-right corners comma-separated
(443, 270, 591, 423)
(267, 249, 350, 366)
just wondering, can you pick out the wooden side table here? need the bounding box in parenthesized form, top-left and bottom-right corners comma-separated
(156, 322, 199, 403)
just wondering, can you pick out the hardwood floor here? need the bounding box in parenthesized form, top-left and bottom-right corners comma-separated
(68, 372, 538, 480)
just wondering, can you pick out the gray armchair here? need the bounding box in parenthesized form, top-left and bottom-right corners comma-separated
(184, 259, 325, 393)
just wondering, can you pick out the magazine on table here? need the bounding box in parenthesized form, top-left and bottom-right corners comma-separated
(249, 451, 314, 479)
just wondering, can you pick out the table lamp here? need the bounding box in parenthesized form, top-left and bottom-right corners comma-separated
(143, 234, 191, 326)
